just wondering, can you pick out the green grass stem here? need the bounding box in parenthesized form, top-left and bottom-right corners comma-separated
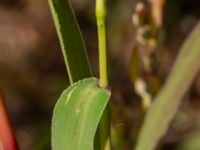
(95, 0, 111, 150)
(96, 0, 108, 88)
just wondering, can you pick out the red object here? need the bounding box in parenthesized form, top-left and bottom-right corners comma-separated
(0, 93, 19, 150)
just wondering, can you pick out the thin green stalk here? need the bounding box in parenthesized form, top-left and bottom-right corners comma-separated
(95, 0, 111, 150)
(96, 0, 108, 88)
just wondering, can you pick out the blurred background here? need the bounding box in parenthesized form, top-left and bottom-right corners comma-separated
(0, 0, 200, 149)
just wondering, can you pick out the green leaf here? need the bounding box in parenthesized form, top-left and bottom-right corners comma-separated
(135, 22, 200, 150)
(52, 78, 111, 150)
(48, 0, 92, 84)
(178, 130, 200, 150)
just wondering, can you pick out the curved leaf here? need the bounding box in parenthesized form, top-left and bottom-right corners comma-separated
(135, 21, 200, 150)
(52, 78, 111, 150)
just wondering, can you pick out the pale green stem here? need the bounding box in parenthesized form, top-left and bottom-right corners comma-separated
(96, 0, 108, 88)
(95, 0, 111, 150)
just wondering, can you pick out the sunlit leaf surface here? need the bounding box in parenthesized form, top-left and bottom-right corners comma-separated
(52, 78, 111, 150)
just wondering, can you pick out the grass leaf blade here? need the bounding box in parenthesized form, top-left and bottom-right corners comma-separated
(135, 21, 200, 150)
(52, 78, 111, 150)
(48, 0, 92, 84)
